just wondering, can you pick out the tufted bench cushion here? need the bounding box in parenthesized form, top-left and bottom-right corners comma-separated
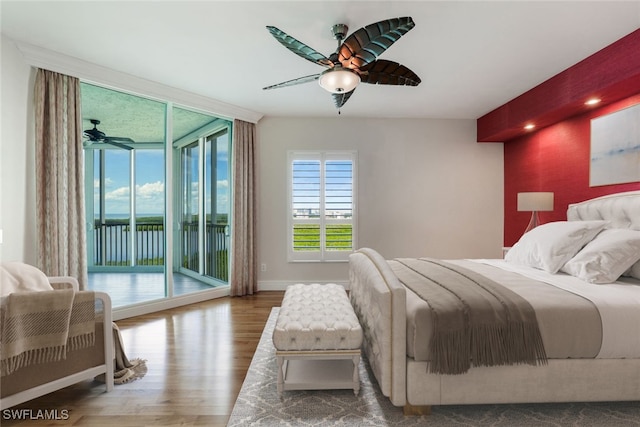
(273, 283, 363, 351)
(272, 283, 363, 395)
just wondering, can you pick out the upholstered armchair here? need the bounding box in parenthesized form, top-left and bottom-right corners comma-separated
(0, 262, 114, 409)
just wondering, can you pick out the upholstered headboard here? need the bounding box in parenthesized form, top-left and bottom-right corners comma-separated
(567, 190, 640, 231)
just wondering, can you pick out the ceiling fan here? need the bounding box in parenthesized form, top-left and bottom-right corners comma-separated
(83, 119, 134, 150)
(263, 17, 421, 110)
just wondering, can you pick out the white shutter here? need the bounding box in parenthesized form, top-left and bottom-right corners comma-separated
(288, 151, 357, 262)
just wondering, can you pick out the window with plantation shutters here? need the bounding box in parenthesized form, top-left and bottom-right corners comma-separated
(287, 151, 357, 262)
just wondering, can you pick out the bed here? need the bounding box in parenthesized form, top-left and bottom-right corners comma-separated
(348, 190, 640, 413)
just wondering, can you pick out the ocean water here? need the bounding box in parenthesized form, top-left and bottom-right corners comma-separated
(92, 216, 164, 262)
(97, 213, 163, 220)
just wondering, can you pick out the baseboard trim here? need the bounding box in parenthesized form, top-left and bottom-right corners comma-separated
(113, 286, 230, 320)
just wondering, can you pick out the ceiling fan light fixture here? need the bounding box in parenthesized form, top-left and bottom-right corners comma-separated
(318, 68, 360, 94)
(265, 17, 419, 108)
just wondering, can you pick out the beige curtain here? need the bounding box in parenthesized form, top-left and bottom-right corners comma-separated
(34, 69, 88, 289)
(230, 119, 257, 296)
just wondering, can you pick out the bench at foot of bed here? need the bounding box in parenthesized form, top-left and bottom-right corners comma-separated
(275, 350, 361, 396)
(272, 283, 363, 396)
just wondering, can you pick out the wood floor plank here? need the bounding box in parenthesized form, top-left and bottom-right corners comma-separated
(2, 291, 284, 427)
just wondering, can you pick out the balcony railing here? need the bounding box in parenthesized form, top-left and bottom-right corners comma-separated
(180, 221, 229, 281)
(92, 220, 229, 282)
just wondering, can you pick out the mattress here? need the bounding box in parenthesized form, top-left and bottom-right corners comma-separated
(403, 260, 604, 361)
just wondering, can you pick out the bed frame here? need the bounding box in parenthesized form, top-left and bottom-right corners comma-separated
(349, 190, 640, 412)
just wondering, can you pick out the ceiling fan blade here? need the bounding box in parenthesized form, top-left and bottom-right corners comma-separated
(104, 139, 133, 150)
(358, 60, 421, 86)
(263, 73, 321, 90)
(338, 17, 415, 69)
(332, 89, 356, 109)
(266, 26, 334, 67)
(84, 129, 105, 140)
(104, 136, 135, 143)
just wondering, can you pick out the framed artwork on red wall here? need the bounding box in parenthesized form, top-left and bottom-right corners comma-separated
(590, 102, 640, 187)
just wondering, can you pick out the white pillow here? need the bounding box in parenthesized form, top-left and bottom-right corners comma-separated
(625, 260, 640, 280)
(0, 262, 53, 297)
(561, 229, 640, 283)
(505, 220, 608, 273)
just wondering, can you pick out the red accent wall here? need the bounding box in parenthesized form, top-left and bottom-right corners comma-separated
(478, 29, 640, 143)
(504, 94, 640, 246)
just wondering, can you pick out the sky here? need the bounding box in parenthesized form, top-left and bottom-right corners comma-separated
(292, 159, 353, 216)
(83, 81, 231, 220)
(95, 138, 229, 218)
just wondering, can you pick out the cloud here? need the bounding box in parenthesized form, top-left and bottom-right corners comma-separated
(217, 194, 229, 212)
(97, 178, 228, 216)
(136, 181, 165, 214)
(96, 185, 130, 216)
(136, 181, 164, 199)
(99, 181, 165, 215)
(94, 177, 115, 189)
(105, 186, 130, 200)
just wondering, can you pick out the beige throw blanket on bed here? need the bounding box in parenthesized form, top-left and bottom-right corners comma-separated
(1, 289, 96, 376)
(390, 258, 547, 375)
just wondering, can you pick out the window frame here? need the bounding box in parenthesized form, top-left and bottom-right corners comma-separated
(287, 150, 357, 262)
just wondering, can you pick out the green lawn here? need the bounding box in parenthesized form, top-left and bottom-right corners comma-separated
(293, 224, 352, 251)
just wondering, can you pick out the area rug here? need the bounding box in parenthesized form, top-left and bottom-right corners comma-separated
(228, 308, 640, 426)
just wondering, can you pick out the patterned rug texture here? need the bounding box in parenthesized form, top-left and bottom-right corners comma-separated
(228, 308, 640, 426)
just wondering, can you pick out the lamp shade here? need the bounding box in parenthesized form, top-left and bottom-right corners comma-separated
(318, 68, 360, 93)
(517, 192, 554, 212)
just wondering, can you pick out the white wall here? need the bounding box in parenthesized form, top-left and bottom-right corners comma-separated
(0, 35, 505, 284)
(1, 35, 37, 263)
(0, 37, 263, 267)
(257, 117, 504, 289)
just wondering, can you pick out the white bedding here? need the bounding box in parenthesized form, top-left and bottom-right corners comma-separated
(349, 192, 640, 408)
(475, 259, 640, 358)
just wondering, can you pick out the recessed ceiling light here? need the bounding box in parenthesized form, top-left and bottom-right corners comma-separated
(524, 124, 535, 130)
(585, 98, 601, 106)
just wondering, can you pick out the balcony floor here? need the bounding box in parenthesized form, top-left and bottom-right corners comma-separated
(87, 271, 222, 308)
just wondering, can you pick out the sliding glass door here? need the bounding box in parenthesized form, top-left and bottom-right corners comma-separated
(181, 141, 200, 273)
(82, 84, 231, 310)
(204, 130, 230, 282)
(175, 107, 231, 286)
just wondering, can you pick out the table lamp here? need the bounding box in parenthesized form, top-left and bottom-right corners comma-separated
(517, 192, 554, 234)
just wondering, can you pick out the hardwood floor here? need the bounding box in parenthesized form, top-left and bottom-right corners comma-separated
(87, 272, 220, 308)
(3, 291, 284, 427)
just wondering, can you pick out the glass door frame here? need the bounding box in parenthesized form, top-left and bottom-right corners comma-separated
(173, 115, 232, 287)
(84, 141, 167, 273)
(81, 83, 233, 318)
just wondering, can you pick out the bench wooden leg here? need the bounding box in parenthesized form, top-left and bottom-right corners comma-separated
(276, 356, 284, 397)
(352, 354, 360, 395)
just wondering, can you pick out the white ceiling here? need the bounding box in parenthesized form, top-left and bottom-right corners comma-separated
(2, 1, 639, 120)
